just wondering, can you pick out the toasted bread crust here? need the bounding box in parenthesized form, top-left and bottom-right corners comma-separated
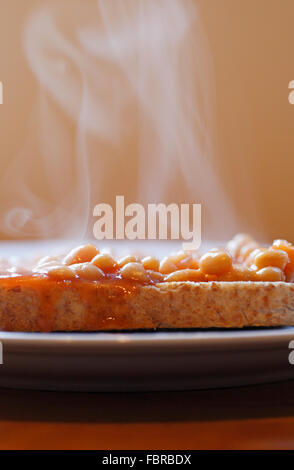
(0, 278, 294, 331)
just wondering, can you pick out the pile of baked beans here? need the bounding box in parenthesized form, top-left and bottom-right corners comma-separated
(33, 234, 294, 283)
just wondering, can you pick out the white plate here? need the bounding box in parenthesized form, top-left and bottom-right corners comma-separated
(0, 327, 294, 391)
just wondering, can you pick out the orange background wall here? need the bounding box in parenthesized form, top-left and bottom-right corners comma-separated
(0, 0, 293, 243)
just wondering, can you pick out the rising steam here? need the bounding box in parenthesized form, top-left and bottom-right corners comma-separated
(0, 0, 239, 240)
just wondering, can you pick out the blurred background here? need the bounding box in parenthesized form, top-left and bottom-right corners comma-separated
(0, 0, 293, 244)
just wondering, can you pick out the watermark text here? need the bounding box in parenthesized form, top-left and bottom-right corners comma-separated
(93, 196, 201, 251)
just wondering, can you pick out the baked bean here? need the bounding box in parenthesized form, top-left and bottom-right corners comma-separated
(199, 250, 233, 275)
(226, 233, 254, 259)
(272, 239, 294, 264)
(118, 255, 139, 268)
(71, 263, 104, 280)
(36, 255, 61, 266)
(142, 256, 160, 272)
(92, 253, 117, 273)
(164, 269, 206, 282)
(238, 242, 259, 261)
(176, 254, 195, 269)
(205, 274, 218, 281)
(64, 244, 99, 265)
(46, 265, 77, 280)
(174, 252, 193, 266)
(188, 258, 199, 269)
(255, 267, 285, 282)
(160, 252, 194, 274)
(245, 248, 266, 266)
(254, 248, 289, 270)
(33, 261, 62, 272)
(217, 265, 256, 281)
(120, 262, 148, 282)
(146, 270, 165, 283)
(159, 257, 178, 275)
(272, 239, 292, 250)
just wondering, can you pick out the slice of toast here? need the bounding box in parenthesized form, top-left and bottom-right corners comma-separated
(0, 276, 293, 331)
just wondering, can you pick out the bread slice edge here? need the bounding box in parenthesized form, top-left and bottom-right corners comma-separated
(0, 280, 293, 331)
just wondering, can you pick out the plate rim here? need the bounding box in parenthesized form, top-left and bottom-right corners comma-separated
(0, 326, 293, 351)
